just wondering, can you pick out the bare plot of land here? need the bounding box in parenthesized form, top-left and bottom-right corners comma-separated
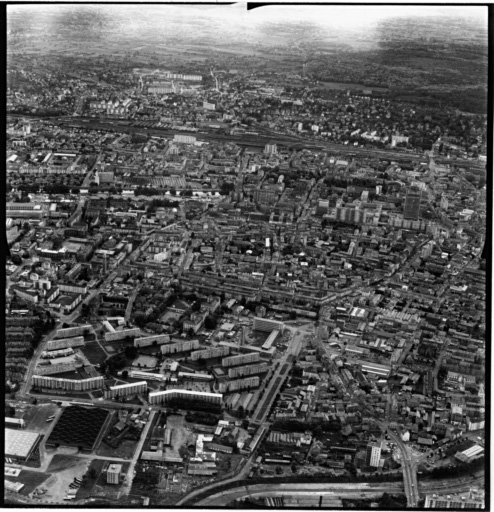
(165, 415, 192, 459)
(23, 403, 60, 435)
(39, 456, 91, 504)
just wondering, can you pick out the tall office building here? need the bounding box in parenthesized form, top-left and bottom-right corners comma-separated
(404, 188, 422, 220)
(365, 440, 382, 467)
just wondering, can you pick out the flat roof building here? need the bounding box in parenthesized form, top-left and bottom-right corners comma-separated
(5, 428, 41, 461)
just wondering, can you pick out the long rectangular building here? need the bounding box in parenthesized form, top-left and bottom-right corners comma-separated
(178, 371, 212, 381)
(191, 346, 230, 361)
(32, 375, 104, 391)
(161, 339, 200, 355)
(105, 381, 147, 399)
(222, 352, 260, 368)
(219, 376, 260, 393)
(46, 336, 85, 351)
(35, 362, 78, 375)
(135, 334, 171, 348)
(357, 360, 391, 378)
(148, 389, 222, 405)
(55, 325, 93, 339)
(228, 362, 268, 379)
(105, 327, 141, 342)
(129, 370, 165, 381)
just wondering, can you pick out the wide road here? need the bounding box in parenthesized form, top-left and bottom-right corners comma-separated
(194, 482, 405, 507)
(251, 327, 304, 424)
(388, 429, 420, 507)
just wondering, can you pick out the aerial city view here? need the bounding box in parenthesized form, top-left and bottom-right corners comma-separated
(5, 4, 488, 509)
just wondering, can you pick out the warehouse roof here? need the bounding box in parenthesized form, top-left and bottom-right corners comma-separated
(5, 428, 40, 459)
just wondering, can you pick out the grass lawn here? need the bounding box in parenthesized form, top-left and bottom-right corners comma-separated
(96, 439, 138, 459)
(81, 342, 108, 365)
(6, 470, 51, 495)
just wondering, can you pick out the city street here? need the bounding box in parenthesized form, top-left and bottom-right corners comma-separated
(251, 326, 304, 424)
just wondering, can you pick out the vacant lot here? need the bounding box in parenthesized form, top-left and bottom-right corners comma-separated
(47, 454, 85, 473)
(40, 456, 91, 504)
(5, 470, 51, 496)
(165, 415, 192, 459)
(81, 342, 108, 365)
(96, 438, 137, 459)
(23, 403, 60, 434)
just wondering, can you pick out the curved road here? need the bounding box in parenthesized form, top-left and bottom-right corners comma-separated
(387, 429, 420, 507)
(195, 482, 405, 506)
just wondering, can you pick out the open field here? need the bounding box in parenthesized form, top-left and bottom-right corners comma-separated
(96, 438, 138, 459)
(39, 456, 91, 504)
(81, 342, 108, 365)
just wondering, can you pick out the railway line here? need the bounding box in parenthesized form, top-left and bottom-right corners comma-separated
(9, 112, 484, 170)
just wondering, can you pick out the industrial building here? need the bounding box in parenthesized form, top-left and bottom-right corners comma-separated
(5, 428, 41, 462)
(424, 492, 484, 509)
(357, 360, 391, 378)
(454, 444, 484, 463)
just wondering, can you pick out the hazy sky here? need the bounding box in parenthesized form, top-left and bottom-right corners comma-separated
(8, 3, 488, 37)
